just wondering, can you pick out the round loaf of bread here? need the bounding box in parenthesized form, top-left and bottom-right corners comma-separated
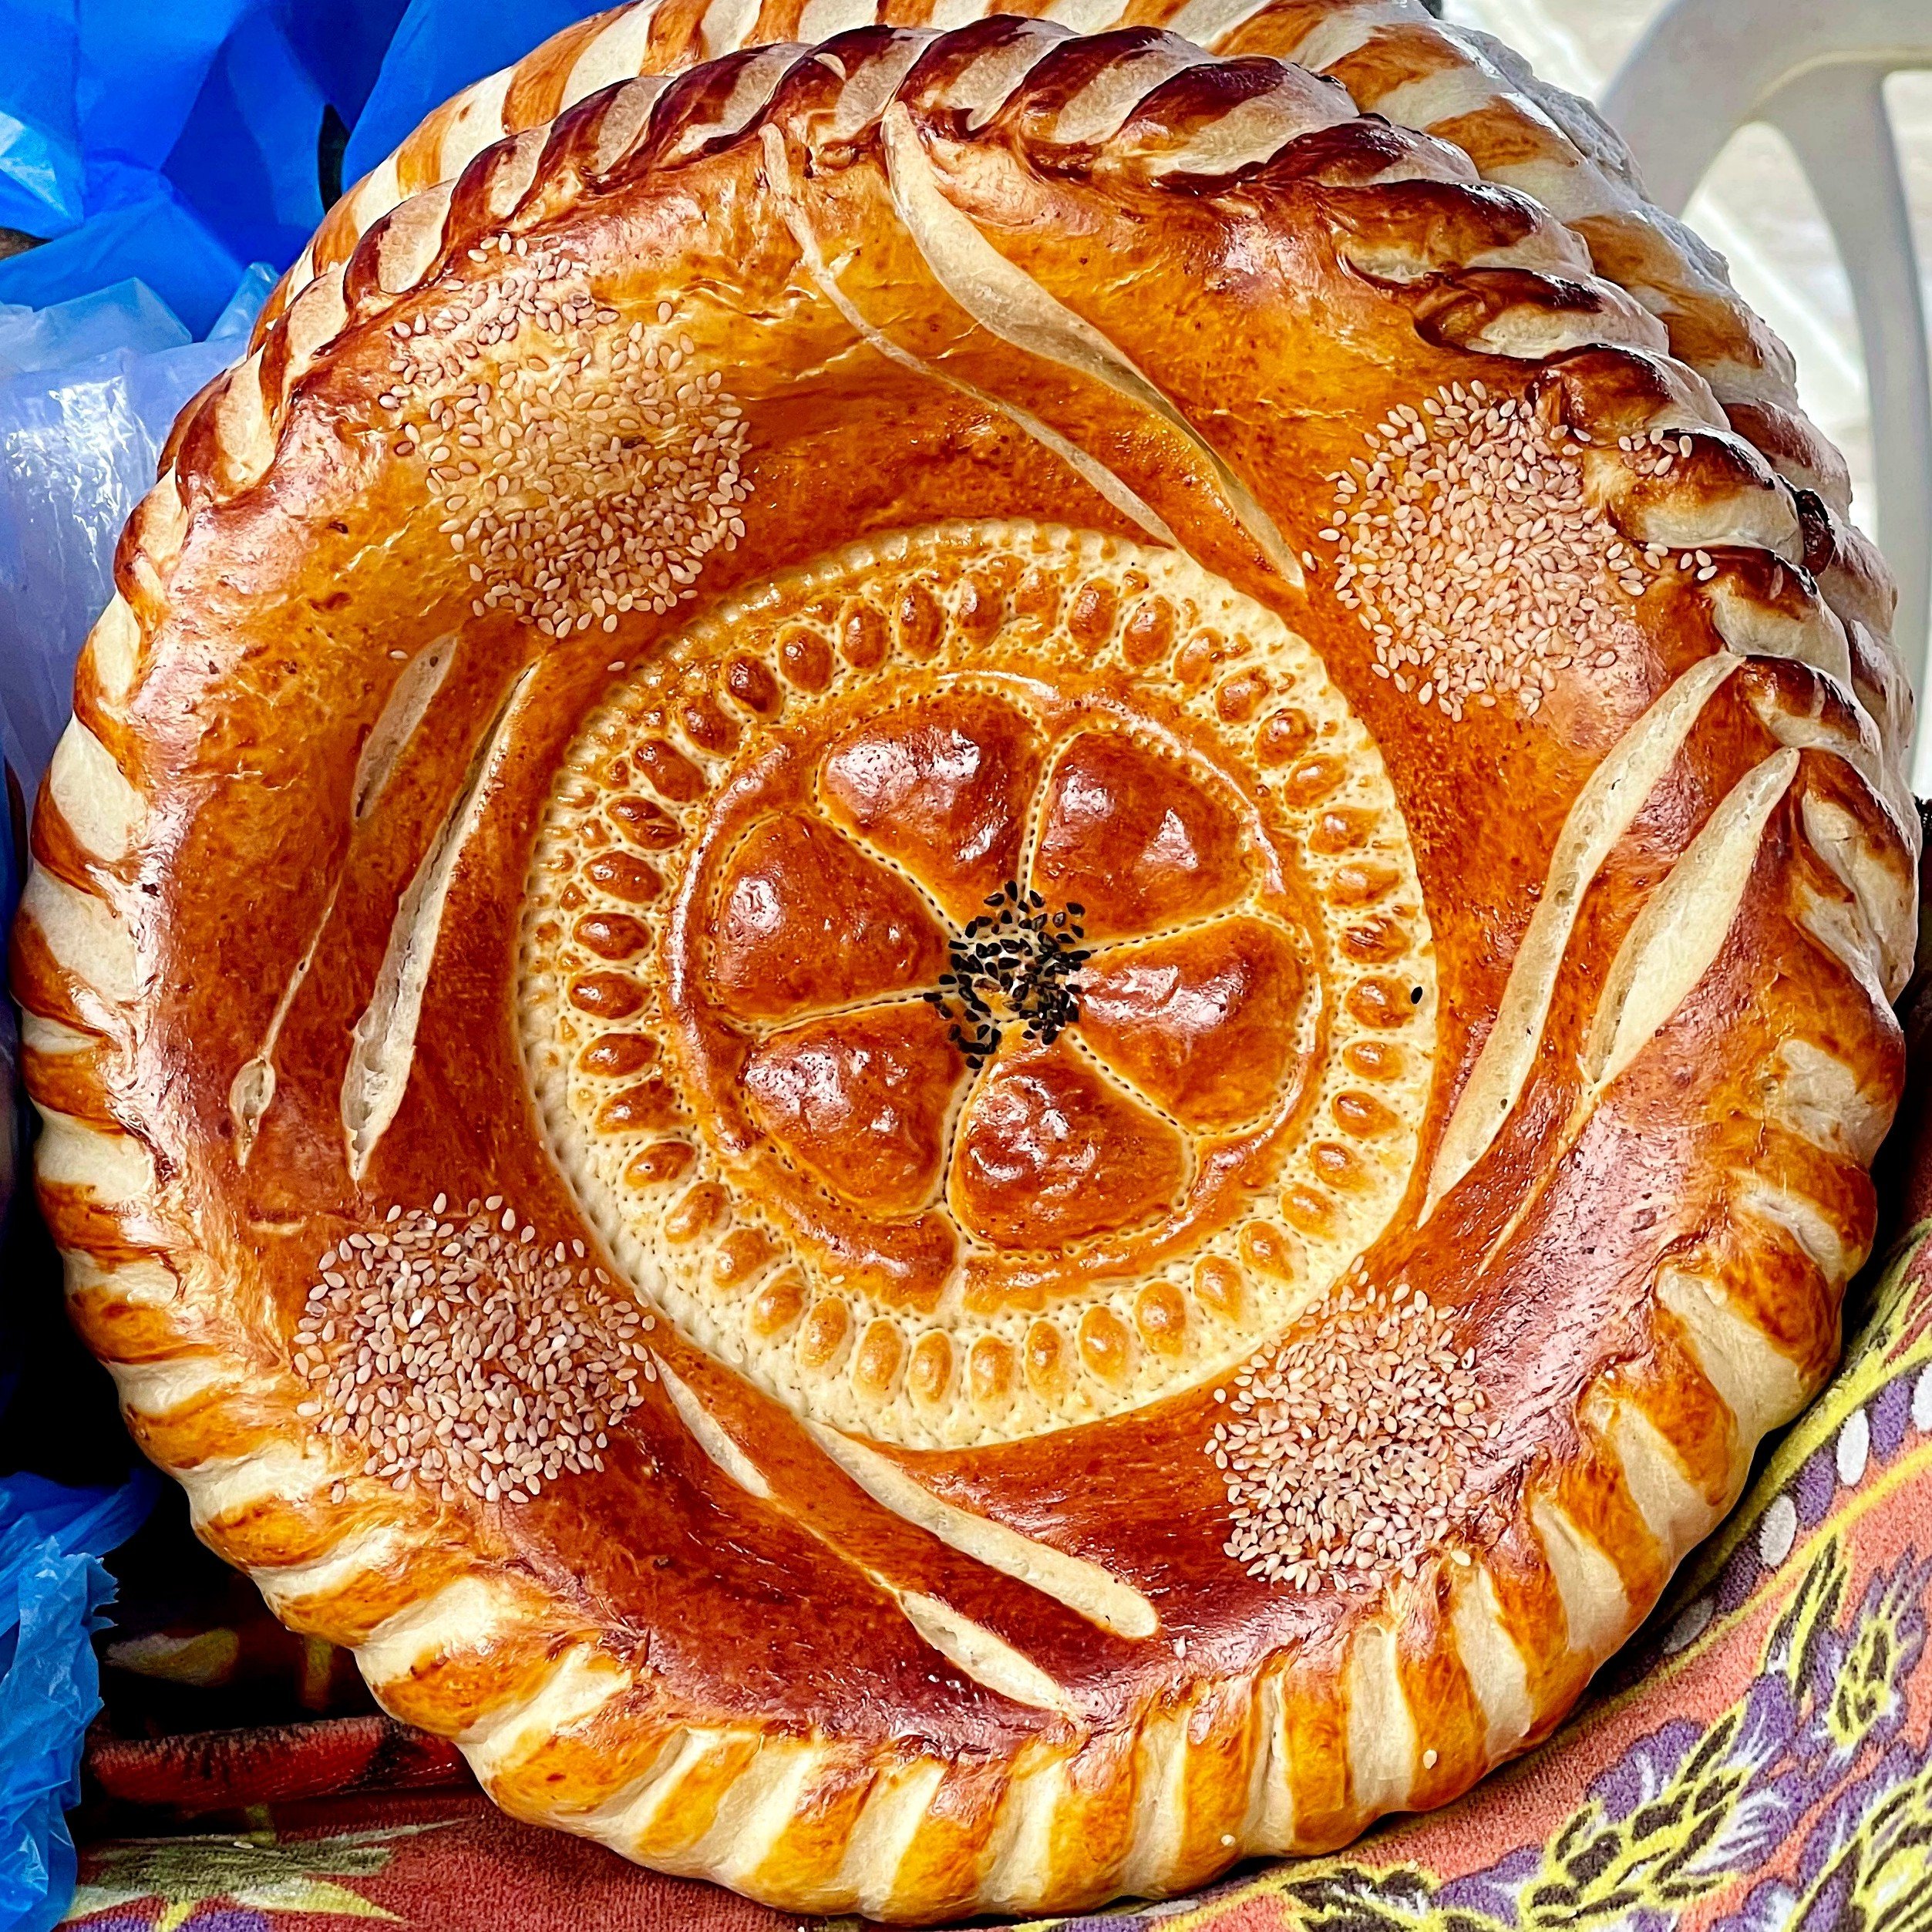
(15, 7, 1917, 1921)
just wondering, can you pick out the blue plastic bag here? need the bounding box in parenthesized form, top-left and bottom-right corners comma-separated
(343, 0, 604, 184)
(0, 279, 187, 382)
(0, 194, 246, 338)
(0, 0, 86, 241)
(0, 1472, 155, 1932)
(0, 0, 412, 331)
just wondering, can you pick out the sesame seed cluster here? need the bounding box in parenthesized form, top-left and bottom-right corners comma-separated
(379, 241, 751, 639)
(291, 1198, 658, 1506)
(520, 523, 1439, 1453)
(1210, 1281, 1497, 1591)
(1321, 383, 1677, 719)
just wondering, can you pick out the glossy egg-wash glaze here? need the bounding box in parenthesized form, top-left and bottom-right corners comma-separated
(12, 4, 1917, 1923)
(522, 525, 1431, 1449)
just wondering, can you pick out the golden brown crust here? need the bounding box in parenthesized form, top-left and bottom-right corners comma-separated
(244, 0, 1913, 812)
(14, 14, 1913, 1924)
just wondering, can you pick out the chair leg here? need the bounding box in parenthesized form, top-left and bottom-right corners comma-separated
(1771, 62, 1932, 788)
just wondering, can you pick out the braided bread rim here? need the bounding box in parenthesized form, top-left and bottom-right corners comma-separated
(19, 19, 1917, 1920)
(247, 0, 1917, 830)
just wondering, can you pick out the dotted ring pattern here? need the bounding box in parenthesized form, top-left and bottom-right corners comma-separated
(520, 522, 1437, 1449)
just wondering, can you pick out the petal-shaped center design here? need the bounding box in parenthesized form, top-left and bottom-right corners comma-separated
(1076, 917, 1307, 1130)
(745, 1002, 964, 1215)
(820, 694, 1045, 922)
(709, 814, 948, 1021)
(951, 1038, 1188, 1248)
(1030, 732, 1247, 941)
(530, 522, 1438, 1451)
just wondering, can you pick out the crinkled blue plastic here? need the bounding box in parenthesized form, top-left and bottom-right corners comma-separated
(0, 0, 85, 240)
(0, 0, 413, 320)
(0, 1471, 156, 1932)
(163, 7, 331, 278)
(343, 0, 606, 186)
(282, 0, 420, 142)
(0, 278, 186, 380)
(0, 190, 245, 337)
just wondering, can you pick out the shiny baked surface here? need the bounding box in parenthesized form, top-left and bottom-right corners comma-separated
(522, 523, 1432, 1450)
(13, 2, 1918, 1920)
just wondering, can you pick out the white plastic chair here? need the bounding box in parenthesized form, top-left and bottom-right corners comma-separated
(1604, 0, 1932, 789)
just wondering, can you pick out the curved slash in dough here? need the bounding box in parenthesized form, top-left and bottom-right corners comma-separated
(231, 881, 342, 1169)
(761, 125, 1179, 550)
(879, 103, 1301, 587)
(1480, 746, 1800, 1270)
(655, 1358, 1076, 1715)
(234, 637, 459, 1167)
(1577, 747, 1799, 1109)
(1423, 654, 1741, 1220)
(657, 1355, 773, 1499)
(342, 662, 538, 1180)
(807, 1418, 1159, 1641)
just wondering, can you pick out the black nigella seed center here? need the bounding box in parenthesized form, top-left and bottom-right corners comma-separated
(933, 880, 1088, 1072)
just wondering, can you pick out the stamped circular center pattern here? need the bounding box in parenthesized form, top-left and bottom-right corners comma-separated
(520, 523, 1436, 1448)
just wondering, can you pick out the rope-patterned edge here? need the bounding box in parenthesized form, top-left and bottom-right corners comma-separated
(16, 21, 1917, 1920)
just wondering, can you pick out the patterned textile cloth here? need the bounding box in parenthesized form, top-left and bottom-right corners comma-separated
(59, 978, 1932, 1932)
